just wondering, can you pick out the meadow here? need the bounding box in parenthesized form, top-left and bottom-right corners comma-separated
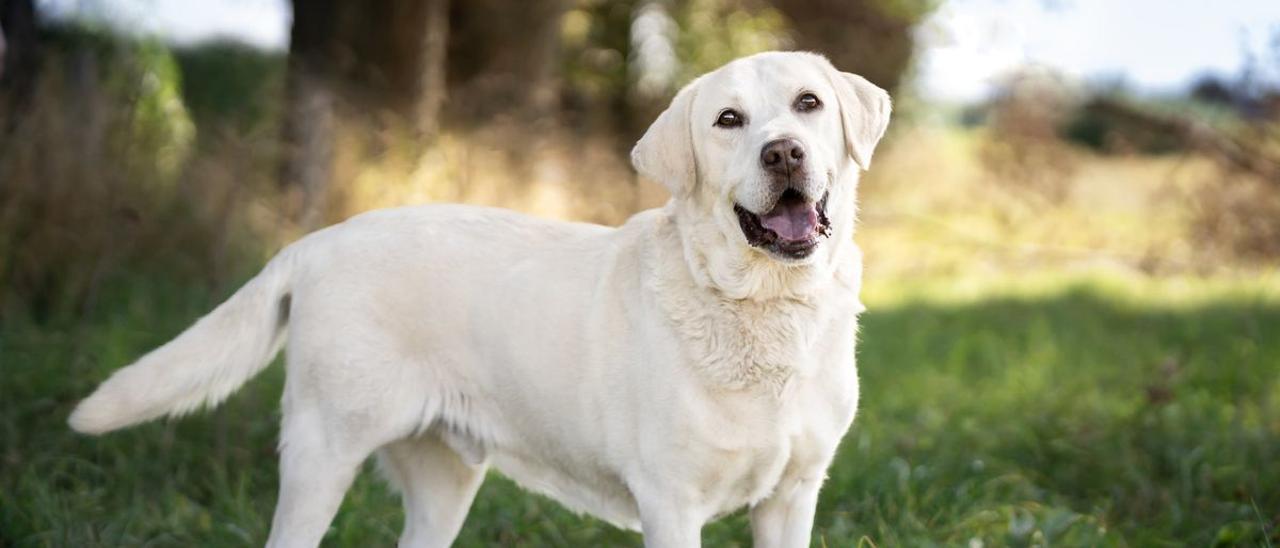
(3, 42, 1279, 546)
(3, 264, 1278, 546)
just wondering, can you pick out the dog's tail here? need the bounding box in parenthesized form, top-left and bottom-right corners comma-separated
(69, 250, 296, 435)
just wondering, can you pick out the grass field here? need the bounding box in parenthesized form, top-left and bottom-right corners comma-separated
(3, 269, 1278, 547)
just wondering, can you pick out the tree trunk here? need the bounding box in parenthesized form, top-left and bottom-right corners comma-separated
(769, 0, 921, 93)
(280, 0, 450, 226)
(414, 0, 450, 138)
(1, 0, 40, 123)
(445, 0, 570, 125)
(333, 0, 449, 127)
(280, 0, 338, 227)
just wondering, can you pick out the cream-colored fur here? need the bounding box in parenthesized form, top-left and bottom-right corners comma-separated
(69, 51, 891, 548)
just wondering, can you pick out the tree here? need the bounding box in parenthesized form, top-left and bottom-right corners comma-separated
(1, 0, 40, 120)
(280, 0, 449, 226)
(769, 0, 935, 92)
(445, 0, 571, 124)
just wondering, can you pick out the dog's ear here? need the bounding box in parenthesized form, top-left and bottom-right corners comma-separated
(632, 78, 701, 197)
(825, 66, 892, 170)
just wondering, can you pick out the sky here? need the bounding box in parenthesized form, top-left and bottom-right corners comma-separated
(916, 0, 1280, 101)
(39, 0, 290, 50)
(36, 0, 1280, 103)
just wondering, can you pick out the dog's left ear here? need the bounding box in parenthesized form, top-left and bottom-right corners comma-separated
(632, 77, 701, 197)
(825, 67, 892, 170)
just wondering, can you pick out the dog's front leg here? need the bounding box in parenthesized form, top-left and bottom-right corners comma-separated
(749, 475, 824, 548)
(634, 487, 702, 548)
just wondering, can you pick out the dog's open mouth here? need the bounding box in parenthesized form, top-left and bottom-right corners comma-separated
(734, 189, 831, 259)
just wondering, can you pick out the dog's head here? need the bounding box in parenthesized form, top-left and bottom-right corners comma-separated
(632, 51, 891, 297)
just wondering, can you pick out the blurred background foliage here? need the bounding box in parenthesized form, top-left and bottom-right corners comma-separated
(1, 0, 1278, 545)
(0, 0, 959, 318)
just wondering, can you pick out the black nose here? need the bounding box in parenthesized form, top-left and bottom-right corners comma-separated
(760, 138, 805, 176)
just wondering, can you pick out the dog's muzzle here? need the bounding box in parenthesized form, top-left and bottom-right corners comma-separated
(734, 189, 831, 260)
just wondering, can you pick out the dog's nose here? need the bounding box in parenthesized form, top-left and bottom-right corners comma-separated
(760, 138, 805, 176)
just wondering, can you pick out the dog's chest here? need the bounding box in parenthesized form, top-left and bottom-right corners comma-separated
(674, 371, 850, 517)
(655, 288, 862, 514)
(680, 392, 795, 511)
(662, 290, 824, 392)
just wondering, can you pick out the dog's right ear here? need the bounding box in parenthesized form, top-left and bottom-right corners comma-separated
(631, 78, 701, 197)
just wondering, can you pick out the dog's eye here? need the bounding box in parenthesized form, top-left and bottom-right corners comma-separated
(795, 93, 822, 112)
(714, 109, 745, 128)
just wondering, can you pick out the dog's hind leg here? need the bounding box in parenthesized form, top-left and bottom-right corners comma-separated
(265, 407, 393, 548)
(379, 435, 487, 548)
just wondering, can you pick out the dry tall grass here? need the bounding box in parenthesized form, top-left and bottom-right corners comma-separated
(0, 60, 652, 321)
(860, 126, 1280, 280)
(0, 50, 291, 319)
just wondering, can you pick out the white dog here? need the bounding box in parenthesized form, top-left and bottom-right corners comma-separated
(70, 51, 891, 548)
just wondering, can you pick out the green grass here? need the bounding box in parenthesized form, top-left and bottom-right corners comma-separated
(3, 271, 1278, 546)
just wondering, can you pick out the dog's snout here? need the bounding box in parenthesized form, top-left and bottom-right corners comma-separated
(760, 138, 805, 176)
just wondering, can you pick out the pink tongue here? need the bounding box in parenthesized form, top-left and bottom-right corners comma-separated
(760, 199, 818, 242)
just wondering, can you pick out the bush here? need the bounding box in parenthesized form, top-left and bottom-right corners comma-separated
(0, 26, 276, 322)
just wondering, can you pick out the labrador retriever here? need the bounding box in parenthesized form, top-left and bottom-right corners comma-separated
(69, 51, 891, 548)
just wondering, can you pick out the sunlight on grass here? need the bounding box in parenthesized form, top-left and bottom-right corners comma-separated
(863, 269, 1280, 309)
